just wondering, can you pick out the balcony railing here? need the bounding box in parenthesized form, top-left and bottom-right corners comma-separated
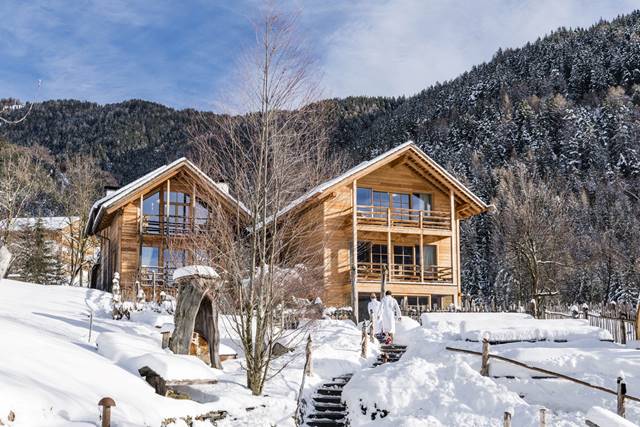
(356, 206, 451, 230)
(357, 262, 453, 283)
(138, 266, 176, 288)
(142, 214, 212, 235)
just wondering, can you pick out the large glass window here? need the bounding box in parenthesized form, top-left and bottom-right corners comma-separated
(411, 193, 433, 211)
(141, 246, 159, 267)
(371, 244, 388, 264)
(393, 245, 414, 265)
(356, 188, 372, 207)
(392, 193, 410, 210)
(423, 245, 437, 266)
(163, 249, 186, 270)
(143, 192, 161, 216)
(372, 191, 390, 208)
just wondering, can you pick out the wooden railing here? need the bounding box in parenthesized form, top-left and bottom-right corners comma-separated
(357, 262, 453, 283)
(142, 214, 212, 235)
(356, 206, 451, 230)
(544, 309, 637, 344)
(138, 266, 176, 288)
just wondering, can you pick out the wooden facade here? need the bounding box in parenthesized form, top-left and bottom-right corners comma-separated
(87, 143, 486, 316)
(279, 142, 488, 320)
(86, 158, 248, 300)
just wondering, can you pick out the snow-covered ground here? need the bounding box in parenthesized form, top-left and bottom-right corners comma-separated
(0, 279, 372, 426)
(1, 280, 638, 426)
(344, 313, 640, 426)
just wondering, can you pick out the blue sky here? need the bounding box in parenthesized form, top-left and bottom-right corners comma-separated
(1, 0, 638, 111)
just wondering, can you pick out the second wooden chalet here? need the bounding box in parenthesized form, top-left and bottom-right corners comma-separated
(85, 158, 249, 299)
(277, 142, 488, 320)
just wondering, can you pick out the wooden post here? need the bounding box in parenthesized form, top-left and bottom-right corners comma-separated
(386, 207, 392, 282)
(582, 304, 589, 321)
(419, 212, 424, 283)
(635, 296, 640, 341)
(539, 408, 547, 427)
(480, 337, 490, 376)
(88, 310, 94, 343)
(503, 411, 512, 427)
(352, 180, 359, 323)
(361, 322, 368, 358)
(381, 264, 387, 296)
(161, 331, 171, 349)
(98, 397, 115, 427)
(617, 376, 626, 418)
(619, 313, 627, 345)
(449, 190, 456, 293)
(304, 334, 313, 377)
(369, 319, 375, 343)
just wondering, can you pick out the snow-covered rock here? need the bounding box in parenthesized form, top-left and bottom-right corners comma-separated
(172, 265, 219, 281)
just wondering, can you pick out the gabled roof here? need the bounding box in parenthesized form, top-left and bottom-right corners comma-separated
(274, 141, 488, 220)
(85, 158, 250, 235)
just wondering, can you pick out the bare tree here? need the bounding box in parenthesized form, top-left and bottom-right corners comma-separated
(0, 142, 52, 247)
(492, 158, 576, 311)
(182, 9, 341, 395)
(57, 155, 112, 286)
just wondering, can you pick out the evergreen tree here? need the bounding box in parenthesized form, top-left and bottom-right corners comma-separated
(12, 218, 65, 285)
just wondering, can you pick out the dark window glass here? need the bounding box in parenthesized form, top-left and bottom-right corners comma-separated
(393, 245, 414, 265)
(371, 244, 388, 264)
(357, 241, 371, 263)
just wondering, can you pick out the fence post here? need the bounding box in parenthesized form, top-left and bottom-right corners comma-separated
(88, 310, 94, 343)
(539, 407, 547, 427)
(617, 376, 626, 418)
(503, 411, 512, 427)
(98, 397, 115, 427)
(361, 321, 368, 358)
(582, 304, 589, 321)
(481, 337, 490, 377)
(619, 313, 627, 345)
(304, 334, 313, 377)
(152, 271, 157, 302)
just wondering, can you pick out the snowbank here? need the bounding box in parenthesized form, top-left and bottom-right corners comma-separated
(461, 318, 612, 342)
(586, 406, 638, 427)
(129, 353, 218, 381)
(421, 312, 533, 337)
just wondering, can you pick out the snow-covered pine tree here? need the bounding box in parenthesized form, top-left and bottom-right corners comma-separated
(12, 218, 64, 285)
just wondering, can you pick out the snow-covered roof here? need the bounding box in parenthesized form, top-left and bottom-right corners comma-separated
(85, 158, 250, 235)
(1, 216, 79, 232)
(271, 141, 488, 221)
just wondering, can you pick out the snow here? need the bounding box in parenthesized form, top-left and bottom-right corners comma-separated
(420, 312, 612, 342)
(172, 265, 219, 281)
(586, 407, 638, 427)
(0, 216, 79, 231)
(0, 279, 370, 426)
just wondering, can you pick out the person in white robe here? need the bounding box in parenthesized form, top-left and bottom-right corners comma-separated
(367, 293, 381, 333)
(377, 290, 402, 338)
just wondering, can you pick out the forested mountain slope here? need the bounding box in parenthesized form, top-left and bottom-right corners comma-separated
(3, 11, 640, 303)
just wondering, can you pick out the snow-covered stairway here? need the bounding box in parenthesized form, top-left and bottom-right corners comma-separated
(373, 344, 407, 367)
(306, 374, 352, 426)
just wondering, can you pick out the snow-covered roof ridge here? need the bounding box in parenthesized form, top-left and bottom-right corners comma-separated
(0, 216, 80, 231)
(85, 157, 249, 235)
(270, 141, 488, 222)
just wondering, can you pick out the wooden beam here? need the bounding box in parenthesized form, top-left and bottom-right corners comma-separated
(419, 211, 424, 283)
(450, 190, 457, 304)
(351, 179, 358, 322)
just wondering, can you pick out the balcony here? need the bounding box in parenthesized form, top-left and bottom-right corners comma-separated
(356, 206, 451, 230)
(357, 262, 453, 284)
(142, 214, 212, 235)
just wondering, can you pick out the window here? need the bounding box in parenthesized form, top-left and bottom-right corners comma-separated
(412, 193, 433, 212)
(356, 188, 372, 207)
(394, 245, 414, 265)
(371, 244, 388, 264)
(141, 246, 159, 267)
(423, 245, 437, 266)
(195, 198, 209, 225)
(392, 193, 410, 210)
(372, 191, 390, 208)
(357, 242, 388, 264)
(163, 249, 186, 270)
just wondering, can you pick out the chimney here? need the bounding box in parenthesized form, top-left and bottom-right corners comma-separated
(215, 182, 229, 194)
(104, 185, 119, 197)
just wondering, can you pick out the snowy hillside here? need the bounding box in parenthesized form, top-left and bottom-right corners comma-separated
(0, 279, 371, 426)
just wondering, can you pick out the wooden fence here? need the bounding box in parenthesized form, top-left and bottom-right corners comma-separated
(544, 308, 638, 344)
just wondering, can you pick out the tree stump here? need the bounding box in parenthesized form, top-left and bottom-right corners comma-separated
(169, 278, 207, 355)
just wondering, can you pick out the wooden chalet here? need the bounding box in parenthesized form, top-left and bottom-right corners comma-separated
(277, 142, 488, 320)
(85, 158, 249, 299)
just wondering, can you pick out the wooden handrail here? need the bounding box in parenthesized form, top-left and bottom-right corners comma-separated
(356, 205, 451, 229)
(445, 346, 640, 403)
(357, 262, 453, 283)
